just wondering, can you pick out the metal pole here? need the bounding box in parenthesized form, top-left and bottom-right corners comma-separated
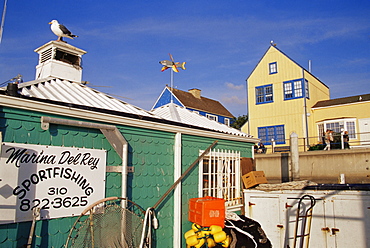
(0, 0, 8, 44)
(302, 69, 310, 148)
(152, 140, 218, 209)
(170, 69, 174, 103)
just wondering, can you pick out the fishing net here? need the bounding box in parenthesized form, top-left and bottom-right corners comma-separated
(65, 197, 145, 248)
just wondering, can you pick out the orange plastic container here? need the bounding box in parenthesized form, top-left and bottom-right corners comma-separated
(188, 196, 225, 227)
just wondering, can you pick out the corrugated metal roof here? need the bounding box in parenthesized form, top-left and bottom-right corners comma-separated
(152, 103, 252, 137)
(16, 77, 160, 118)
(7, 78, 253, 137)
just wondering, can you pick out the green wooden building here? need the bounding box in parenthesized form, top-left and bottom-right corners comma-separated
(0, 41, 258, 247)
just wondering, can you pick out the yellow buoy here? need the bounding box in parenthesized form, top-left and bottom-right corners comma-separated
(206, 237, 217, 248)
(197, 229, 211, 238)
(209, 225, 223, 234)
(184, 229, 196, 239)
(192, 223, 202, 231)
(221, 235, 232, 247)
(186, 235, 199, 246)
(194, 237, 205, 248)
(213, 231, 227, 243)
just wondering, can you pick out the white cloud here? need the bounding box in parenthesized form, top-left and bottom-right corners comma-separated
(225, 82, 244, 90)
(221, 95, 246, 105)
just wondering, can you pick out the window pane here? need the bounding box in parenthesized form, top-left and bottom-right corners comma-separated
(258, 127, 267, 143)
(256, 87, 264, 103)
(318, 124, 324, 141)
(275, 126, 285, 143)
(326, 122, 340, 133)
(265, 86, 273, 102)
(267, 127, 275, 142)
(269, 62, 277, 74)
(284, 83, 293, 99)
(346, 121, 356, 138)
(305, 80, 309, 98)
(258, 125, 285, 145)
(294, 80, 302, 97)
(256, 85, 273, 104)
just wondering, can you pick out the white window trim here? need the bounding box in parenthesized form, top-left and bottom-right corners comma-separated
(224, 118, 230, 126)
(198, 149, 242, 209)
(317, 118, 357, 139)
(206, 114, 218, 122)
(269, 62, 277, 74)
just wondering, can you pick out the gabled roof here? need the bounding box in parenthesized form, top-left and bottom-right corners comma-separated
(312, 93, 370, 108)
(246, 45, 329, 89)
(152, 103, 251, 137)
(166, 86, 234, 118)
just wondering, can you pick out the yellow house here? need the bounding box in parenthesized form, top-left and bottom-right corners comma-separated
(243, 44, 370, 150)
(311, 94, 370, 148)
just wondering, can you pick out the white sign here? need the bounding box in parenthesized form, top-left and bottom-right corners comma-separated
(0, 143, 106, 224)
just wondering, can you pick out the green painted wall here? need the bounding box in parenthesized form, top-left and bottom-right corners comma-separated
(0, 106, 253, 248)
(180, 135, 253, 247)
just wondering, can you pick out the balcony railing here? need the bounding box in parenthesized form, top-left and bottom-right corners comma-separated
(255, 131, 370, 154)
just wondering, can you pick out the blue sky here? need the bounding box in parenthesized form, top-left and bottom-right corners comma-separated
(1, 1, 369, 116)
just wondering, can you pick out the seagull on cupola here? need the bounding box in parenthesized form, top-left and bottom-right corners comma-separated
(49, 20, 78, 42)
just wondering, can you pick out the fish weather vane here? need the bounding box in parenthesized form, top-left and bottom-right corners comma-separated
(159, 53, 186, 103)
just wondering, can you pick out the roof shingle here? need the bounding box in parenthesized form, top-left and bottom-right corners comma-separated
(168, 87, 234, 118)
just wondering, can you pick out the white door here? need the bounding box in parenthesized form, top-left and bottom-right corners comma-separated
(331, 195, 370, 248)
(359, 118, 370, 145)
(244, 195, 283, 247)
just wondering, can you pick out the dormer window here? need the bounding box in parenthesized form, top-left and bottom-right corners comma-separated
(206, 114, 218, 122)
(269, 62, 277, 74)
(224, 118, 230, 126)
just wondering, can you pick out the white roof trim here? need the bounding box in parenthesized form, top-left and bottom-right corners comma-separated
(0, 95, 259, 143)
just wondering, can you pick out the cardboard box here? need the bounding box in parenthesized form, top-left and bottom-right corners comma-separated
(188, 196, 225, 227)
(242, 171, 268, 188)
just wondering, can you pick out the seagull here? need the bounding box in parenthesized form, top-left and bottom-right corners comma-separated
(49, 20, 78, 42)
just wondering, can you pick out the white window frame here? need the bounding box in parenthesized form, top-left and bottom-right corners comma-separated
(206, 114, 218, 122)
(198, 149, 242, 209)
(224, 118, 230, 126)
(317, 118, 357, 139)
(269, 62, 277, 74)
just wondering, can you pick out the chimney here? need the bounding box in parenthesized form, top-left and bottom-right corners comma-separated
(34, 41, 87, 82)
(189, 88, 201, 99)
(6, 83, 20, 97)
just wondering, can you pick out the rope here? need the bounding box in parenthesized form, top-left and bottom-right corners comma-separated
(225, 220, 257, 248)
(139, 208, 158, 248)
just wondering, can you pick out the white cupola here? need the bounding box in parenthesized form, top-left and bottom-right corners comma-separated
(34, 41, 87, 82)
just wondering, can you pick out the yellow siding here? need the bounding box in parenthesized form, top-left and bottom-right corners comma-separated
(243, 44, 369, 150)
(311, 101, 370, 143)
(245, 45, 330, 146)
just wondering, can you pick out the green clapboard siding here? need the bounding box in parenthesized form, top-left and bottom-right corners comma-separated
(180, 134, 253, 247)
(0, 107, 121, 247)
(0, 107, 253, 248)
